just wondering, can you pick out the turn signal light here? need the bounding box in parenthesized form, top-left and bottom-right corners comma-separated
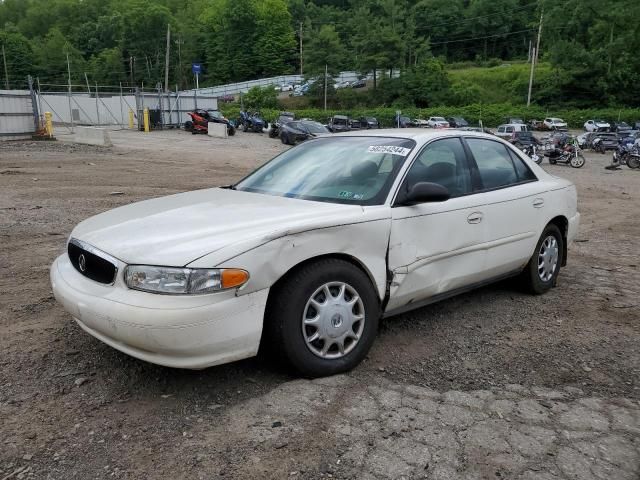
(221, 269, 250, 289)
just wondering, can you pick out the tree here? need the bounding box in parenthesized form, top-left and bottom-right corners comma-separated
(304, 25, 346, 75)
(34, 28, 85, 85)
(0, 28, 34, 88)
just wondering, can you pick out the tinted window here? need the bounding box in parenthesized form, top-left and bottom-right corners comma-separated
(506, 126, 514, 133)
(466, 139, 519, 190)
(404, 138, 472, 198)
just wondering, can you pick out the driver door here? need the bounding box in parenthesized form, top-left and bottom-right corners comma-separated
(386, 137, 488, 312)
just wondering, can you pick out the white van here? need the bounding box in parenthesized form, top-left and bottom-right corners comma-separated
(496, 123, 530, 139)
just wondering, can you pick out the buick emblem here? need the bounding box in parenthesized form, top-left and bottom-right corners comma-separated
(78, 254, 86, 272)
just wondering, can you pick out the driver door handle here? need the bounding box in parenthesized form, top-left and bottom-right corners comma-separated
(467, 212, 483, 224)
(533, 198, 545, 208)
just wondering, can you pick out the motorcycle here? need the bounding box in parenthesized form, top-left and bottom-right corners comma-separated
(522, 144, 542, 164)
(544, 137, 586, 168)
(591, 136, 606, 154)
(238, 110, 266, 133)
(184, 109, 236, 136)
(608, 143, 640, 170)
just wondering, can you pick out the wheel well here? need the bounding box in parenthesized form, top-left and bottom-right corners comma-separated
(267, 253, 380, 302)
(548, 215, 568, 266)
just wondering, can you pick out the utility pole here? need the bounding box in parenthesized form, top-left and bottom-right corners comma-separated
(2, 45, 9, 89)
(299, 21, 303, 76)
(324, 64, 328, 111)
(129, 56, 134, 87)
(527, 9, 543, 107)
(164, 23, 171, 92)
(175, 36, 183, 90)
(66, 52, 74, 132)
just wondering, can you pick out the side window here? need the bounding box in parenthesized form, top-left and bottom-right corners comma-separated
(506, 126, 514, 133)
(507, 149, 538, 182)
(498, 126, 505, 133)
(404, 138, 472, 198)
(466, 138, 519, 190)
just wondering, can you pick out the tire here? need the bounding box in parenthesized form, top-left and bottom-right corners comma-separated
(520, 224, 564, 295)
(243, 122, 248, 132)
(227, 126, 235, 136)
(627, 156, 640, 169)
(570, 153, 586, 168)
(280, 133, 289, 145)
(269, 127, 278, 138)
(264, 258, 380, 377)
(549, 158, 557, 165)
(184, 121, 193, 131)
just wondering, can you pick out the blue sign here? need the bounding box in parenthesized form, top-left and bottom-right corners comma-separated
(192, 63, 202, 75)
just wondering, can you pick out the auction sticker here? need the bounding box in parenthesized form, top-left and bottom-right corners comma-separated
(367, 145, 411, 156)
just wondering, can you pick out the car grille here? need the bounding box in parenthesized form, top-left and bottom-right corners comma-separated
(68, 239, 118, 285)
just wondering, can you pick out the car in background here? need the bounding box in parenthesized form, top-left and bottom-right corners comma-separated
(528, 119, 543, 130)
(611, 121, 631, 134)
(334, 80, 352, 89)
(327, 115, 351, 133)
(592, 132, 619, 150)
(280, 84, 294, 92)
(584, 119, 610, 132)
(268, 111, 296, 138)
(394, 115, 416, 128)
(351, 79, 366, 88)
(505, 117, 525, 125)
(447, 117, 469, 128)
(413, 118, 429, 128)
(543, 118, 568, 130)
(359, 117, 380, 129)
(293, 83, 311, 96)
(458, 127, 495, 135)
(279, 120, 330, 145)
(426, 117, 449, 128)
(217, 94, 235, 103)
(496, 123, 530, 139)
(349, 118, 362, 129)
(509, 131, 540, 149)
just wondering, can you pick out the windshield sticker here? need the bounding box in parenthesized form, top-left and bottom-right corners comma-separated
(339, 191, 355, 198)
(367, 145, 411, 156)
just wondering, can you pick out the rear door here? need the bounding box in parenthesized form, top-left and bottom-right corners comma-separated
(463, 137, 547, 277)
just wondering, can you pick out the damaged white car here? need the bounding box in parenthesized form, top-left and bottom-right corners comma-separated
(51, 131, 580, 377)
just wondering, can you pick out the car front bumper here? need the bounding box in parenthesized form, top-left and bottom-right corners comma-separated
(50, 254, 269, 369)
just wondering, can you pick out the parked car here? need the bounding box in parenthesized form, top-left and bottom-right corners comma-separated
(447, 117, 469, 128)
(280, 83, 294, 92)
(268, 111, 296, 138)
(611, 121, 631, 133)
(184, 109, 236, 136)
(413, 118, 429, 128)
(351, 79, 366, 88)
(293, 83, 311, 96)
(496, 123, 530, 139)
(334, 80, 352, 90)
(543, 118, 568, 130)
(528, 119, 544, 130)
(505, 117, 525, 125)
(426, 117, 449, 128)
(349, 118, 362, 129)
(327, 115, 351, 133)
(394, 115, 416, 128)
(592, 132, 619, 150)
(510, 131, 540, 149)
(584, 119, 610, 132)
(279, 120, 330, 145)
(52, 130, 580, 376)
(359, 117, 380, 129)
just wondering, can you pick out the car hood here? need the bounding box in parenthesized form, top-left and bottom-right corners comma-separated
(70, 188, 366, 266)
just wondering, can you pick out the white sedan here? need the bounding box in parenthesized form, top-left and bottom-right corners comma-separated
(543, 117, 568, 130)
(584, 119, 610, 132)
(51, 131, 580, 377)
(426, 117, 450, 128)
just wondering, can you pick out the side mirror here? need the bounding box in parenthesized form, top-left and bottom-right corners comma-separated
(402, 182, 450, 205)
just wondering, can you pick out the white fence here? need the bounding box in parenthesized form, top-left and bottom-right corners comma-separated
(0, 90, 36, 140)
(37, 91, 218, 129)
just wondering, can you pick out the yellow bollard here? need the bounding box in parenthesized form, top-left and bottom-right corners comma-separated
(128, 109, 135, 129)
(143, 108, 150, 133)
(45, 112, 53, 138)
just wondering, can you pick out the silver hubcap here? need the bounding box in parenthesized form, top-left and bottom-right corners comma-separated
(571, 154, 585, 167)
(538, 235, 559, 282)
(302, 282, 365, 359)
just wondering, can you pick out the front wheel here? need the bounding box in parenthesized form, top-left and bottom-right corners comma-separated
(627, 155, 640, 169)
(227, 125, 236, 136)
(570, 153, 586, 168)
(520, 224, 564, 294)
(264, 259, 380, 377)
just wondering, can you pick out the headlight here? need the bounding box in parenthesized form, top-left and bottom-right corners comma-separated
(124, 265, 249, 294)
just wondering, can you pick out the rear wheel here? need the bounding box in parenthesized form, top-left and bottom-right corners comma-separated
(264, 259, 380, 377)
(184, 121, 193, 131)
(627, 156, 640, 169)
(521, 224, 563, 294)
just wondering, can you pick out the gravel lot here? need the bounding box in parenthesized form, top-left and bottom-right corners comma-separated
(1, 130, 638, 479)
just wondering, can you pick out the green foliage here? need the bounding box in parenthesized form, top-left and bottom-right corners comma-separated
(0, 29, 34, 87)
(241, 85, 278, 110)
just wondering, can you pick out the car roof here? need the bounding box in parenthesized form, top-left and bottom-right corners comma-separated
(330, 128, 498, 144)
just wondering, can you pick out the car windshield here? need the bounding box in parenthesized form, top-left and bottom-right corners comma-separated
(301, 121, 328, 134)
(235, 136, 415, 205)
(433, 117, 446, 121)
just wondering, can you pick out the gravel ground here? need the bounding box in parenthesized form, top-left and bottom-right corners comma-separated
(0, 131, 638, 479)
